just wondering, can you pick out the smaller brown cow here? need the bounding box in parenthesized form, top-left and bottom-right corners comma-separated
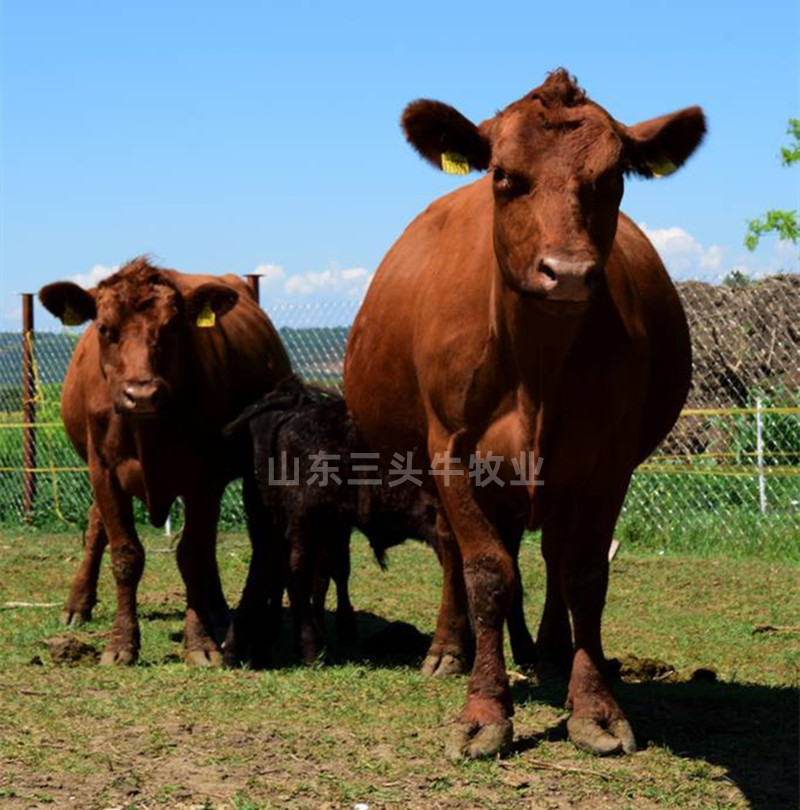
(39, 258, 291, 665)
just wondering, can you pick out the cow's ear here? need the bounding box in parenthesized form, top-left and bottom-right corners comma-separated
(184, 282, 239, 327)
(626, 106, 706, 178)
(401, 100, 492, 174)
(39, 282, 96, 325)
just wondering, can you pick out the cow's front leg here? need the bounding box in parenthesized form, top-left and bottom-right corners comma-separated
(178, 489, 228, 667)
(62, 501, 108, 627)
(90, 465, 143, 666)
(225, 473, 279, 669)
(286, 514, 324, 664)
(429, 429, 515, 759)
(421, 509, 473, 678)
(560, 482, 636, 756)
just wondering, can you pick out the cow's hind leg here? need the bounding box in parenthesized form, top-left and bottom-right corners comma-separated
(178, 488, 228, 667)
(311, 553, 331, 638)
(62, 501, 107, 627)
(421, 508, 473, 678)
(536, 499, 575, 680)
(331, 529, 356, 642)
(502, 524, 537, 670)
(559, 480, 636, 756)
(311, 526, 355, 644)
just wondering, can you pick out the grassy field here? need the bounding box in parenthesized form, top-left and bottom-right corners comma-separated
(0, 529, 798, 810)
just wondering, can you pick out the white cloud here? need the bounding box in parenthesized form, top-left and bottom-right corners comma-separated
(251, 262, 373, 300)
(69, 264, 118, 289)
(735, 238, 799, 278)
(252, 263, 286, 288)
(638, 224, 725, 280)
(638, 223, 798, 282)
(63, 260, 373, 301)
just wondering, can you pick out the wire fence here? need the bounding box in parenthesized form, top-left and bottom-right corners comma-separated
(1, 276, 798, 554)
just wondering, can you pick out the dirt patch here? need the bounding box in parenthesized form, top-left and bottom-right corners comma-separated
(608, 655, 720, 685)
(42, 635, 100, 665)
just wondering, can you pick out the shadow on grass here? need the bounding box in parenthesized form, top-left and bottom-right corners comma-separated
(321, 612, 799, 810)
(140, 608, 185, 622)
(258, 607, 433, 670)
(511, 673, 798, 810)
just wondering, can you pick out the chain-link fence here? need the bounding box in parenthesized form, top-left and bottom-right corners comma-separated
(1, 276, 798, 554)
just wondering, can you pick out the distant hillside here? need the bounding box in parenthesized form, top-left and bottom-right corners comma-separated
(2, 275, 796, 411)
(0, 327, 350, 408)
(0, 332, 80, 386)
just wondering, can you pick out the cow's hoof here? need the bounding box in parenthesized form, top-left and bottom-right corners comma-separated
(185, 648, 224, 668)
(61, 608, 93, 628)
(567, 716, 637, 756)
(299, 642, 325, 666)
(421, 651, 468, 678)
(445, 719, 514, 761)
(221, 626, 271, 670)
(99, 646, 137, 666)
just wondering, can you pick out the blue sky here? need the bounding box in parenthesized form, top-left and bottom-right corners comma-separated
(1, 0, 798, 330)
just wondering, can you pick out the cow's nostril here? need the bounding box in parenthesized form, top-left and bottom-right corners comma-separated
(538, 262, 558, 282)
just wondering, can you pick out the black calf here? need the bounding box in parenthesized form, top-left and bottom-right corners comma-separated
(224, 375, 439, 665)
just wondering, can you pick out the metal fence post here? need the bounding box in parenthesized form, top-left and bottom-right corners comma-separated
(244, 274, 260, 304)
(21, 293, 37, 523)
(756, 396, 767, 514)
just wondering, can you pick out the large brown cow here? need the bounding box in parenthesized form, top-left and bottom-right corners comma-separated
(345, 71, 702, 758)
(39, 257, 291, 666)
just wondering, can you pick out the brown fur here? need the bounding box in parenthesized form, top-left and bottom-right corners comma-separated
(39, 258, 291, 666)
(345, 72, 702, 757)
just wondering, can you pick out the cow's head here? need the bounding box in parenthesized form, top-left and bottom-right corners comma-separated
(39, 258, 238, 417)
(402, 70, 706, 302)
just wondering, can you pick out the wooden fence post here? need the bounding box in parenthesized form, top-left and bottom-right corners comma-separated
(244, 274, 260, 304)
(21, 293, 36, 523)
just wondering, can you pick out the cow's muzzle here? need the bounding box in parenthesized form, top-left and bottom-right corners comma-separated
(115, 379, 167, 416)
(535, 257, 601, 302)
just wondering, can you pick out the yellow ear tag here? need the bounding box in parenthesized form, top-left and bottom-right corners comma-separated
(441, 151, 470, 175)
(196, 303, 216, 328)
(647, 156, 678, 178)
(62, 304, 84, 326)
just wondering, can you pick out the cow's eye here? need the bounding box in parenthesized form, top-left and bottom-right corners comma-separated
(492, 167, 528, 197)
(96, 323, 117, 342)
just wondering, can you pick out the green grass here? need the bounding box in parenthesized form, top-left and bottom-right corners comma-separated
(2, 382, 799, 549)
(0, 530, 797, 809)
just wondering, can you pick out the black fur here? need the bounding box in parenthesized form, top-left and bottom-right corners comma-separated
(225, 375, 439, 665)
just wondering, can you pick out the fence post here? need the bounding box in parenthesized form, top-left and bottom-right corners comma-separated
(755, 397, 767, 515)
(244, 274, 260, 304)
(21, 293, 37, 524)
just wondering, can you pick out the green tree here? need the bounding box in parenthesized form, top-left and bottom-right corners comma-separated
(722, 269, 753, 288)
(744, 119, 799, 251)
